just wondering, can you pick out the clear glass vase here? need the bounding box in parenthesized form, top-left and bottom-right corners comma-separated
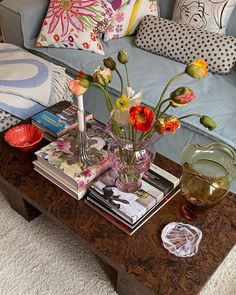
(107, 135, 159, 193)
(180, 142, 236, 220)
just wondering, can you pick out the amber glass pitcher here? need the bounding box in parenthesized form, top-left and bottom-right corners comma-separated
(180, 142, 236, 219)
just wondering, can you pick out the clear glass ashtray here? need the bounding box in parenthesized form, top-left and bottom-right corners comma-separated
(161, 222, 202, 257)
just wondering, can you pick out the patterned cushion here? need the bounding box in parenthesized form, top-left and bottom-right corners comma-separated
(172, 0, 236, 34)
(0, 110, 21, 132)
(36, 0, 121, 54)
(135, 16, 236, 74)
(104, 0, 159, 41)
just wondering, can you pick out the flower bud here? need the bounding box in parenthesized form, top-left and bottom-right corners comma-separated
(170, 87, 196, 107)
(68, 79, 89, 96)
(185, 59, 208, 79)
(200, 116, 217, 131)
(78, 70, 93, 82)
(103, 57, 117, 71)
(93, 67, 112, 87)
(117, 50, 128, 64)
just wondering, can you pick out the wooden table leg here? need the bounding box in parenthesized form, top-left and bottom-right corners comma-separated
(117, 271, 153, 295)
(0, 181, 41, 221)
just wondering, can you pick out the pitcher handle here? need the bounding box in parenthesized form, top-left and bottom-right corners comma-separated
(207, 142, 236, 180)
(206, 142, 236, 159)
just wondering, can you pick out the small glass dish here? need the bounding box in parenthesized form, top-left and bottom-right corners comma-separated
(4, 124, 43, 152)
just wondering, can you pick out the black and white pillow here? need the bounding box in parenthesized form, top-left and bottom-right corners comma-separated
(172, 0, 236, 34)
(135, 16, 236, 74)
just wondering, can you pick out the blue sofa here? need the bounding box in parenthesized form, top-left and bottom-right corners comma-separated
(1, 0, 236, 183)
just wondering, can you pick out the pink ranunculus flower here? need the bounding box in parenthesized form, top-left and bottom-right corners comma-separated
(68, 79, 89, 96)
(77, 179, 85, 188)
(55, 139, 71, 153)
(81, 169, 92, 178)
(170, 87, 196, 107)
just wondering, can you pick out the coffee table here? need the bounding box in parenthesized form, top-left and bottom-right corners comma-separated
(0, 122, 235, 295)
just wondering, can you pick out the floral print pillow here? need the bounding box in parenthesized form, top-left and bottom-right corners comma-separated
(36, 0, 121, 54)
(104, 0, 159, 41)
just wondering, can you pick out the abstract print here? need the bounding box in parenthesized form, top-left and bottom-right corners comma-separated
(172, 0, 236, 34)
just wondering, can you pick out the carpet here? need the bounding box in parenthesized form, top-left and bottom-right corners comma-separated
(0, 191, 235, 295)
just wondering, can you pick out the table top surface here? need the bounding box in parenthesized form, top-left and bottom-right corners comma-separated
(0, 123, 236, 295)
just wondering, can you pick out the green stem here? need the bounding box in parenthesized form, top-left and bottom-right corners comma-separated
(92, 82, 120, 136)
(125, 64, 130, 87)
(115, 68, 124, 95)
(139, 127, 154, 142)
(92, 82, 113, 113)
(154, 72, 185, 112)
(178, 113, 201, 120)
(159, 104, 171, 118)
(155, 98, 171, 118)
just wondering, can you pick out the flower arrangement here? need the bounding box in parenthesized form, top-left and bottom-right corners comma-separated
(69, 51, 216, 139)
(68, 51, 216, 192)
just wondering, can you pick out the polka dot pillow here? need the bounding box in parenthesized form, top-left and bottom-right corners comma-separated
(36, 0, 121, 55)
(135, 15, 236, 74)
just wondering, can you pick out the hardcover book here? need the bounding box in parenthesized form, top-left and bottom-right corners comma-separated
(34, 130, 111, 200)
(86, 164, 180, 234)
(33, 160, 88, 200)
(88, 165, 179, 225)
(86, 187, 179, 235)
(31, 101, 93, 138)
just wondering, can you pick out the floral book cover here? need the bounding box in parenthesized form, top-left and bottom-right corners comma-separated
(34, 126, 111, 192)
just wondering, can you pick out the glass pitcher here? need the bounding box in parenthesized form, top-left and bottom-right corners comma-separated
(180, 142, 236, 218)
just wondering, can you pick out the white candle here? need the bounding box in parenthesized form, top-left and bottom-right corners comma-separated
(77, 110, 85, 132)
(77, 95, 84, 112)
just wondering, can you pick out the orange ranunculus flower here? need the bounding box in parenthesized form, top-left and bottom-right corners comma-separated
(170, 87, 196, 107)
(156, 116, 181, 134)
(185, 59, 208, 79)
(130, 105, 154, 132)
(68, 79, 89, 96)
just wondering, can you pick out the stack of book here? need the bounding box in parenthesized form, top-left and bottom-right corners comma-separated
(31, 101, 93, 141)
(86, 164, 180, 235)
(33, 128, 111, 200)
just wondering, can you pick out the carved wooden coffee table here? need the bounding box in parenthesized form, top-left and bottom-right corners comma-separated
(0, 125, 235, 295)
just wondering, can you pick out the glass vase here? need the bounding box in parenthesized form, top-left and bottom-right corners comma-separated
(180, 142, 236, 220)
(107, 134, 159, 193)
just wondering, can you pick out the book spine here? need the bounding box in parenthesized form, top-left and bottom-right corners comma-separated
(85, 199, 133, 235)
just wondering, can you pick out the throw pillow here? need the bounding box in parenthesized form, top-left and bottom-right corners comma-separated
(135, 16, 236, 74)
(0, 43, 72, 118)
(172, 0, 236, 34)
(36, 0, 121, 54)
(104, 0, 159, 41)
(0, 110, 21, 133)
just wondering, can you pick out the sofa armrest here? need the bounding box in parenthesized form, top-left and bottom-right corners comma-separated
(0, 0, 48, 48)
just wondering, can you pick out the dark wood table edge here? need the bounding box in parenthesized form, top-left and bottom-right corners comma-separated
(0, 175, 153, 295)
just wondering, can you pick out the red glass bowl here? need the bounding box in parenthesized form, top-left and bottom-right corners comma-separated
(4, 124, 43, 152)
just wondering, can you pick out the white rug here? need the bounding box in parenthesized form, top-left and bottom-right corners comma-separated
(0, 191, 235, 295)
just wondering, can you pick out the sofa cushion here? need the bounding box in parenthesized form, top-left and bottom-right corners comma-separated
(104, 0, 159, 41)
(172, 0, 236, 34)
(28, 35, 236, 150)
(0, 43, 72, 118)
(135, 16, 236, 74)
(35, 0, 120, 54)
